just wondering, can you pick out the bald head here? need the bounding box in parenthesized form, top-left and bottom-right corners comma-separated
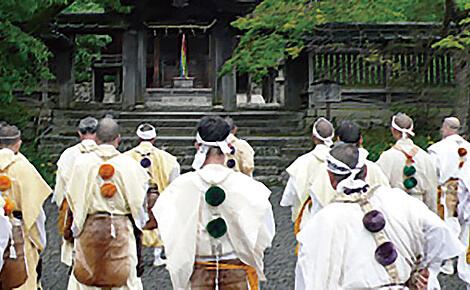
(442, 117, 460, 138)
(96, 118, 120, 144)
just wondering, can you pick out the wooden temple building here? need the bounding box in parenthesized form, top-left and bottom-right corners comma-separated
(51, 0, 260, 110)
(48, 1, 462, 119)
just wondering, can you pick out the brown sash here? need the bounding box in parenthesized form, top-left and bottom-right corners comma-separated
(73, 214, 130, 287)
(0, 224, 27, 289)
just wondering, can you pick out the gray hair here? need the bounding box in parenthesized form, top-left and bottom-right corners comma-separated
(0, 123, 21, 147)
(96, 118, 120, 143)
(79, 116, 98, 134)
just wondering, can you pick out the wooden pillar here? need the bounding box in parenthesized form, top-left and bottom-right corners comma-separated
(153, 36, 160, 87)
(56, 47, 75, 108)
(211, 21, 236, 110)
(285, 56, 306, 110)
(122, 29, 147, 108)
(137, 29, 147, 103)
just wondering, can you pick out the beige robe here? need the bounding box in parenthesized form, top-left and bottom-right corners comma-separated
(65, 145, 149, 290)
(124, 141, 180, 247)
(225, 134, 255, 177)
(0, 148, 52, 289)
(376, 138, 438, 212)
(309, 149, 390, 211)
(281, 144, 330, 224)
(54, 139, 98, 266)
(153, 164, 275, 289)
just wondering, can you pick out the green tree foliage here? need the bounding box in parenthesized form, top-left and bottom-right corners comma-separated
(223, 0, 446, 83)
(0, 0, 128, 104)
(433, 2, 470, 50)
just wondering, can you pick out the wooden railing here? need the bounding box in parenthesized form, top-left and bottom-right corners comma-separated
(309, 50, 454, 87)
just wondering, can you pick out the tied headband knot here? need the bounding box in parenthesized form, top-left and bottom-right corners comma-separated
(192, 132, 232, 170)
(327, 148, 368, 195)
(391, 115, 415, 139)
(312, 117, 334, 147)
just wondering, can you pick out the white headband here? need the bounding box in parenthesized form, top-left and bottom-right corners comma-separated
(327, 148, 368, 194)
(192, 132, 232, 170)
(312, 117, 334, 147)
(391, 115, 415, 139)
(137, 124, 157, 140)
(0, 132, 20, 140)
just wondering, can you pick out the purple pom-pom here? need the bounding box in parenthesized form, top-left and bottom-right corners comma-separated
(140, 157, 152, 168)
(375, 242, 398, 266)
(363, 210, 386, 233)
(226, 159, 236, 168)
(229, 144, 236, 155)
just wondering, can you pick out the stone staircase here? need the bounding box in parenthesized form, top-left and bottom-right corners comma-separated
(39, 109, 313, 185)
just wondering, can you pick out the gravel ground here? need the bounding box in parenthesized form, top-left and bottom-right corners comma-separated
(41, 187, 465, 289)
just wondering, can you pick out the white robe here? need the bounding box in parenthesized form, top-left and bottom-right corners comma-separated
(377, 138, 438, 212)
(0, 198, 12, 272)
(297, 186, 464, 289)
(281, 144, 330, 224)
(153, 164, 275, 289)
(54, 139, 98, 266)
(456, 160, 470, 285)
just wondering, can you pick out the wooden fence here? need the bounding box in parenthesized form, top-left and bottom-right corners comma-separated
(309, 50, 454, 87)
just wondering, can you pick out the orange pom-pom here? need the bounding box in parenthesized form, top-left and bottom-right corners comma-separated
(3, 198, 15, 215)
(459, 148, 468, 157)
(98, 164, 115, 180)
(100, 183, 117, 198)
(0, 175, 12, 192)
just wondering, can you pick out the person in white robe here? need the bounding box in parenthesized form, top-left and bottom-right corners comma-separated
(65, 118, 149, 290)
(152, 115, 275, 289)
(308, 121, 390, 217)
(54, 116, 99, 266)
(0, 123, 52, 289)
(297, 143, 464, 289)
(428, 117, 470, 275)
(280, 117, 334, 234)
(223, 117, 255, 177)
(376, 113, 438, 212)
(124, 123, 180, 267)
(0, 196, 12, 273)
(454, 150, 470, 289)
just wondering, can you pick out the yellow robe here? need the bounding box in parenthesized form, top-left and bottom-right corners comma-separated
(281, 144, 330, 224)
(225, 134, 255, 177)
(66, 144, 149, 290)
(0, 148, 52, 289)
(124, 141, 180, 247)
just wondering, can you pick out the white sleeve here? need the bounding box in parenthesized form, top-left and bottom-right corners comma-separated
(280, 176, 297, 207)
(418, 200, 465, 288)
(36, 208, 47, 249)
(428, 150, 441, 182)
(168, 162, 181, 184)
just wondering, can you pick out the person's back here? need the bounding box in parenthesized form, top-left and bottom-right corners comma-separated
(65, 118, 149, 290)
(153, 115, 274, 289)
(0, 123, 51, 289)
(297, 143, 463, 289)
(224, 117, 255, 177)
(376, 113, 437, 212)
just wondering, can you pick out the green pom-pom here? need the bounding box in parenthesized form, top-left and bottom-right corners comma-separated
(206, 218, 227, 239)
(403, 165, 416, 177)
(205, 186, 226, 207)
(404, 177, 418, 190)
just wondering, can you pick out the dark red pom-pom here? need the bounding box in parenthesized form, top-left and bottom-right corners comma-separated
(226, 159, 236, 168)
(363, 210, 386, 233)
(375, 242, 398, 266)
(140, 158, 152, 168)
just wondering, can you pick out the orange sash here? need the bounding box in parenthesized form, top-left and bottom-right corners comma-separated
(195, 260, 258, 290)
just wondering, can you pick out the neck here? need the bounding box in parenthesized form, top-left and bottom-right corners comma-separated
(203, 154, 225, 167)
